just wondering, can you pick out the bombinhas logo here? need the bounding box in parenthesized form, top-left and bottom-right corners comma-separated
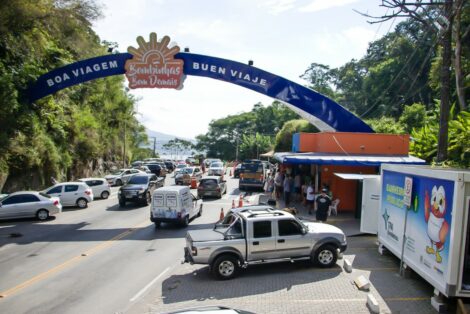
(125, 33, 185, 89)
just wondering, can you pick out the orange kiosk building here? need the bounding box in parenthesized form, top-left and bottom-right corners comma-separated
(274, 132, 426, 216)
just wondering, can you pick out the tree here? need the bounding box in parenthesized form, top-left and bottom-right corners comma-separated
(300, 63, 337, 98)
(274, 119, 319, 152)
(0, 0, 147, 190)
(358, 0, 458, 162)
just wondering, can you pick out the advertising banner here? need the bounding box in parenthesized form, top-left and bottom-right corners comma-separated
(379, 170, 455, 289)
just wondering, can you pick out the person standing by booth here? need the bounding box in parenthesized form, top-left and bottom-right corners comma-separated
(315, 188, 332, 222)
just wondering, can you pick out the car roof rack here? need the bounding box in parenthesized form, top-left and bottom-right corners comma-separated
(245, 211, 285, 218)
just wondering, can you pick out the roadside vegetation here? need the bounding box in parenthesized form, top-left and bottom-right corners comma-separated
(0, 1, 148, 191)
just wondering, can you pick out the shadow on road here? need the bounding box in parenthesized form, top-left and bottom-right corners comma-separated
(161, 262, 342, 304)
(0, 214, 216, 246)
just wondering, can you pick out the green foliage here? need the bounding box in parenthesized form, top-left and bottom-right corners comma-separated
(365, 117, 404, 134)
(410, 103, 469, 167)
(274, 119, 319, 152)
(239, 133, 273, 160)
(0, 0, 147, 189)
(195, 101, 298, 160)
(398, 103, 426, 133)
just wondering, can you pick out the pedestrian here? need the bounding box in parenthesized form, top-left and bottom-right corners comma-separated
(315, 188, 332, 222)
(294, 172, 301, 202)
(265, 174, 275, 197)
(283, 174, 292, 206)
(306, 181, 316, 214)
(274, 171, 284, 199)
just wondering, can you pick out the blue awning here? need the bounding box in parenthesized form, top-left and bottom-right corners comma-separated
(273, 152, 426, 166)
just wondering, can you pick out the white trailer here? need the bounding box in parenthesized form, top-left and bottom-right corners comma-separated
(378, 164, 470, 298)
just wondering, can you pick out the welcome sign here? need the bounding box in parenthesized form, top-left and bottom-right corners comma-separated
(28, 32, 376, 133)
(125, 33, 185, 89)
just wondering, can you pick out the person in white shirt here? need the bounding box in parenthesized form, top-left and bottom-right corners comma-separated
(306, 181, 316, 214)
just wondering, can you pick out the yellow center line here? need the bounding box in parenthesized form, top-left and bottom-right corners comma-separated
(0, 220, 150, 299)
(384, 297, 430, 301)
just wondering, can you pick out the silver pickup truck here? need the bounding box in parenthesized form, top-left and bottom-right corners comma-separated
(183, 206, 347, 280)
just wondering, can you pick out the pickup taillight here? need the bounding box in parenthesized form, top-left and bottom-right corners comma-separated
(191, 246, 197, 256)
(53, 200, 59, 206)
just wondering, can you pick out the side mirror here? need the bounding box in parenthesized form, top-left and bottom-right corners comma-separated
(301, 228, 307, 235)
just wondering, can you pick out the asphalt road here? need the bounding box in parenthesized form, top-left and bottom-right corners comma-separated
(0, 170, 255, 314)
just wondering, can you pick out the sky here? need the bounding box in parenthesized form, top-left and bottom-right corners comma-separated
(93, 0, 395, 140)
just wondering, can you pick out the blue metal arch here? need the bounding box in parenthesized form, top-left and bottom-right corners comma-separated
(29, 52, 373, 133)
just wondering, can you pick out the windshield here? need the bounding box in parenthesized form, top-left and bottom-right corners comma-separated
(211, 162, 223, 168)
(127, 176, 149, 184)
(182, 168, 194, 174)
(111, 170, 124, 175)
(200, 179, 217, 187)
(176, 164, 187, 169)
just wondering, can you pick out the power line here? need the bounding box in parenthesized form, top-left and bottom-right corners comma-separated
(359, 24, 437, 118)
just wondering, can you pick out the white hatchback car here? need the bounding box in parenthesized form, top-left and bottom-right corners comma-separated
(78, 178, 111, 199)
(43, 182, 94, 208)
(0, 191, 62, 221)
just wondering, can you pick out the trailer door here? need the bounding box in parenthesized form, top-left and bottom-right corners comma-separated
(360, 177, 381, 234)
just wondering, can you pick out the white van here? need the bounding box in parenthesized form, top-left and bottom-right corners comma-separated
(150, 186, 203, 227)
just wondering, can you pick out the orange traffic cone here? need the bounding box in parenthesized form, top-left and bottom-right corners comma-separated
(238, 194, 243, 207)
(190, 177, 197, 189)
(232, 200, 235, 208)
(219, 208, 225, 220)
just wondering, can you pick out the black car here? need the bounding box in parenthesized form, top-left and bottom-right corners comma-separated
(145, 163, 166, 177)
(164, 161, 175, 172)
(118, 174, 163, 206)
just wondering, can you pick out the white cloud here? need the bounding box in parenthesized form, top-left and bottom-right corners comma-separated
(299, 0, 359, 13)
(342, 26, 375, 52)
(259, 0, 297, 15)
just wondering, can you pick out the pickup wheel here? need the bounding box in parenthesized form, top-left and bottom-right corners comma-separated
(182, 215, 189, 227)
(313, 244, 338, 268)
(211, 255, 239, 280)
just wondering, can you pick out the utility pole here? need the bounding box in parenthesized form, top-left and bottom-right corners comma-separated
(235, 136, 239, 162)
(123, 121, 127, 168)
(153, 137, 157, 157)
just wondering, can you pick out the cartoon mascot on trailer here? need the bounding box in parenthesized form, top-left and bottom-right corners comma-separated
(424, 185, 449, 263)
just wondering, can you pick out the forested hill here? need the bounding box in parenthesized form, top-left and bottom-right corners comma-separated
(0, 1, 147, 191)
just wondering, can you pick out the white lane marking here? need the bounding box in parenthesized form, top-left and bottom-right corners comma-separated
(129, 267, 170, 302)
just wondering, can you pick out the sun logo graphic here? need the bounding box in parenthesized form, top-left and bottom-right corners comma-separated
(125, 33, 185, 89)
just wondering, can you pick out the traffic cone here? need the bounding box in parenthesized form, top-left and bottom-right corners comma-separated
(219, 208, 225, 220)
(190, 177, 197, 189)
(238, 194, 243, 207)
(232, 200, 235, 208)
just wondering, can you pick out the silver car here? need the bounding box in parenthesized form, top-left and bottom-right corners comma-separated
(208, 162, 225, 176)
(78, 178, 111, 199)
(0, 191, 62, 221)
(105, 168, 145, 186)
